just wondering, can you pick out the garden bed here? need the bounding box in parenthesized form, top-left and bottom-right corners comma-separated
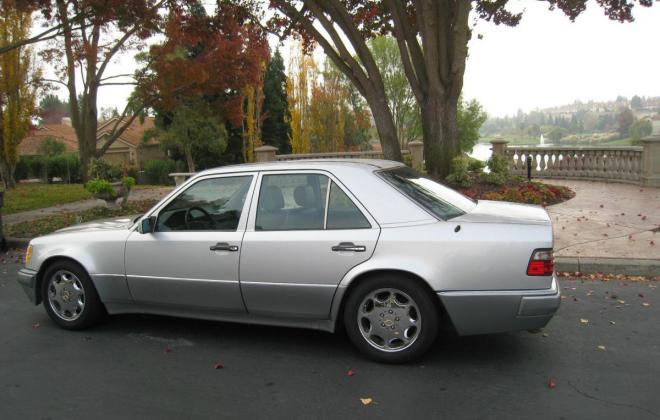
(452, 176, 575, 206)
(6, 200, 158, 239)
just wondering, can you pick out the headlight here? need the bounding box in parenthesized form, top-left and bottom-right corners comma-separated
(25, 245, 32, 266)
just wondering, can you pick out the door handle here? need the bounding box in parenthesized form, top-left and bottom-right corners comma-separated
(210, 242, 239, 252)
(331, 242, 366, 252)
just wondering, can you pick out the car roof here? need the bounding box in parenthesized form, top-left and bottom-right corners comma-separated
(196, 158, 406, 176)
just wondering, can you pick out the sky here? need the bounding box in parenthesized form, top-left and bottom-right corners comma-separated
(42, 0, 660, 119)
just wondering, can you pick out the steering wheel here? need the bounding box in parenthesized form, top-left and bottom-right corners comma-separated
(184, 206, 215, 229)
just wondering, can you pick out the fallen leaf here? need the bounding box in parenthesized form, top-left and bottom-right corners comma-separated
(642, 302, 650, 307)
(580, 318, 589, 324)
(347, 369, 355, 377)
(609, 321, 616, 325)
(599, 204, 604, 208)
(542, 333, 549, 337)
(597, 345, 606, 351)
(163, 346, 174, 354)
(213, 363, 224, 369)
(548, 378, 556, 389)
(642, 215, 647, 220)
(638, 293, 644, 298)
(360, 398, 373, 406)
(31, 322, 40, 329)
(651, 241, 655, 246)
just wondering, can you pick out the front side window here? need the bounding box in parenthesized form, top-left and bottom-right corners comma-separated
(378, 167, 476, 220)
(156, 176, 253, 231)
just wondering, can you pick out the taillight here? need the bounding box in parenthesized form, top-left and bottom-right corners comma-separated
(527, 249, 554, 276)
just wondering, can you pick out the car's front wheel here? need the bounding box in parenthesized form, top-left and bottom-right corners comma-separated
(41, 260, 104, 330)
(343, 274, 439, 363)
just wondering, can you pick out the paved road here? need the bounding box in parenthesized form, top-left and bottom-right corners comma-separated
(1, 254, 658, 419)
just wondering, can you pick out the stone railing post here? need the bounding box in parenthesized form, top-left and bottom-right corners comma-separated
(408, 140, 424, 170)
(490, 138, 509, 158)
(640, 121, 660, 187)
(254, 145, 278, 162)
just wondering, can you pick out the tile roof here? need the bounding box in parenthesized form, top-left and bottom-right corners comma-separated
(20, 117, 158, 156)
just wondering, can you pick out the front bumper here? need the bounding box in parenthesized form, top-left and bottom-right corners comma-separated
(437, 276, 561, 336)
(17, 268, 38, 304)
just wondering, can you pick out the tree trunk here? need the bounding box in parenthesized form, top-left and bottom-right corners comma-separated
(420, 92, 460, 179)
(365, 93, 403, 162)
(184, 145, 195, 172)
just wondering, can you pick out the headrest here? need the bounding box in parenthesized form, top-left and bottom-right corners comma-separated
(294, 185, 315, 208)
(261, 185, 284, 211)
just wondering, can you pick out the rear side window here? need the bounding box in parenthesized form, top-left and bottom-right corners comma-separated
(256, 174, 329, 231)
(326, 182, 371, 229)
(378, 167, 475, 220)
(255, 174, 371, 231)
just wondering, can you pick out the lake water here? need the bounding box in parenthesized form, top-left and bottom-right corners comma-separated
(469, 143, 493, 161)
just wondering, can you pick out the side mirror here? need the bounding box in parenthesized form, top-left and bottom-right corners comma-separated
(139, 216, 156, 234)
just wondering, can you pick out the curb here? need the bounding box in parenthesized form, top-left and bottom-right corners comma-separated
(556, 256, 660, 277)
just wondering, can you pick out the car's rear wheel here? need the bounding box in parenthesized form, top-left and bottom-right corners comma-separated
(41, 260, 104, 330)
(343, 274, 439, 363)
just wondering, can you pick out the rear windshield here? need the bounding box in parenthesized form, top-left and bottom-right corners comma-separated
(378, 167, 476, 220)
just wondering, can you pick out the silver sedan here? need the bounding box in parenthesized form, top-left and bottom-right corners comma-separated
(17, 159, 560, 362)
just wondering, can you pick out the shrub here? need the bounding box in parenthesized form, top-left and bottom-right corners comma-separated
(85, 179, 116, 200)
(120, 176, 136, 206)
(487, 154, 509, 177)
(144, 159, 177, 185)
(89, 158, 121, 181)
(480, 171, 507, 186)
(26, 156, 46, 179)
(14, 159, 29, 181)
(466, 156, 486, 173)
(445, 156, 472, 188)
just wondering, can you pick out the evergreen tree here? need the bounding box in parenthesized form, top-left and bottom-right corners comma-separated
(261, 49, 292, 154)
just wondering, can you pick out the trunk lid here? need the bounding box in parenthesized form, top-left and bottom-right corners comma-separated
(453, 200, 550, 225)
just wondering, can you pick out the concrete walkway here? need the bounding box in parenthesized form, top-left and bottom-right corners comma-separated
(4, 187, 174, 225)
(545, 179, 660, 260)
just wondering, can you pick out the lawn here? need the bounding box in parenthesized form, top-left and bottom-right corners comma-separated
(3, 183, 92, 215)
(6, 200, 158, 238)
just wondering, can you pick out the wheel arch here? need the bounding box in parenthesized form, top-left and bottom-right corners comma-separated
(35, 256, 89, 304)
(330, 268, 453, 332)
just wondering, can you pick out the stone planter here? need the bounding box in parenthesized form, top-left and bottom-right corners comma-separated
(94, 182, 124, 209)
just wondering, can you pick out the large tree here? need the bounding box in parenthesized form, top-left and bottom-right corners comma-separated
(12, 0, 189, 181)
(137, 1, 269, 168)
(269, 0, 654, 178)
(261, 49, 292, 154)
(38, 93, 70, 124)
(0, 1, 39, 188)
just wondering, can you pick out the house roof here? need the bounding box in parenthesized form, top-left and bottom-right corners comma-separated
(19, 124, 79, 156)
(20, 117, 158, 156)
(97, 117, 157, 147)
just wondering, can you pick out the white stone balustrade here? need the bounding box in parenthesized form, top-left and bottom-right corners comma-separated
(504, 146, 644, 184)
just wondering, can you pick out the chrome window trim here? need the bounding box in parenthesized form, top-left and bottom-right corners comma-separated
(322, 178, 331, 229)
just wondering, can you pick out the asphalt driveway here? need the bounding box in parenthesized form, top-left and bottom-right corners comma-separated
(0, 253, 658, 420)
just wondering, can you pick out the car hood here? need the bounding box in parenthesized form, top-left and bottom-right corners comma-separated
(453, 200, 551, 225)
(55, 215, 140, 233)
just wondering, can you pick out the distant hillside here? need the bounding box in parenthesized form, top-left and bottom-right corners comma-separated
(481, 95, 659, 146)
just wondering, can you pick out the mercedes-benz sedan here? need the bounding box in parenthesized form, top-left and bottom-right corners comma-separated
(18, 159, 560, 362)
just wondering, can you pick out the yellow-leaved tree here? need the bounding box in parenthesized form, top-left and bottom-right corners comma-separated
(0, 1, 39, 188)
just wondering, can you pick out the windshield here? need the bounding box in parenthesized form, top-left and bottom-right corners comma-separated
(378, 166, 477, 220)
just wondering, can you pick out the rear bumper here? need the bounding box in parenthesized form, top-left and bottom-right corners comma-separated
(437, 276, 561, 336)
(17, 268, 38, 304)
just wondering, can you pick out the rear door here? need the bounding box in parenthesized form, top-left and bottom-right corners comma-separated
(239, 171, 380, 318)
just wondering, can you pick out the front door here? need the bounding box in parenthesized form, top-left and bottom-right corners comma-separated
(240, 172, 380, 318)
(125, 174, 256, 312)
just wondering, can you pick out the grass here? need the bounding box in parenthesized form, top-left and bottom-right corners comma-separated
(6, 200, 158, 238)
(3, 183, 92, 215)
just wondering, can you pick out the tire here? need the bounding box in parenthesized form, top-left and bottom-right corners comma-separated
(343, 274, 439, 363)
(41, 260, 105, 330)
